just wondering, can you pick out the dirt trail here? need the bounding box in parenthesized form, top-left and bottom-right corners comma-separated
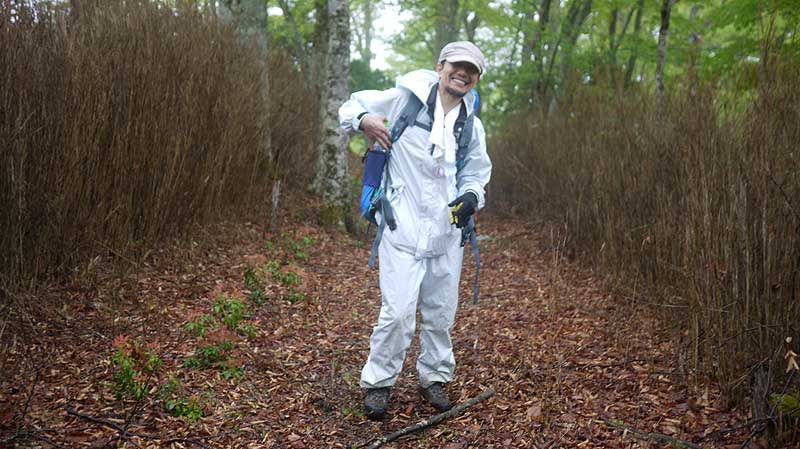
(1, 208, 748, 448)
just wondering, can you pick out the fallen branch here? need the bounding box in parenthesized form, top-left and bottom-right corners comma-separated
(599, 418, 706, 449)
(1, 365, 41, 445)
(66, 408, 144, 449)
(360, 388, 495, 449)
(66, 408, 211, 449)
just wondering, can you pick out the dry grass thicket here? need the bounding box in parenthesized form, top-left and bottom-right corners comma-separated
(0, 1, 316, 291)
(491, 64, 800, 401)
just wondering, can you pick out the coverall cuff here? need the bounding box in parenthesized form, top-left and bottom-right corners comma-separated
(353, 111, 368, 132)
(462, 188, 484, 210)
(419, 375, 451, 389)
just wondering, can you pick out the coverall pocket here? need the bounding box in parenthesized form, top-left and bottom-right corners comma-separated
(387, 182, 404, 206)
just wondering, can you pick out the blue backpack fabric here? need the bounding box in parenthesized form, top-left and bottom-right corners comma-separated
(359, 85, 482, 304)
(359, 149, 389, 226)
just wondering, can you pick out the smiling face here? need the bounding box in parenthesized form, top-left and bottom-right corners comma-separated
(436, 61, 481, 98)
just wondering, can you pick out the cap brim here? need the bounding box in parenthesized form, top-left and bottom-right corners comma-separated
(444, 56, 483, 74)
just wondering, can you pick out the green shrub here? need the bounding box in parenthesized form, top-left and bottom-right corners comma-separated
(244, 267, 265, 305)
(184, 341, 233, 369)
(185, 314, 215, 338)
(284, 292, 308, 304)
(165, 397, 204, 422)
(160, 377, 204, 422)
(212, 296, 248, 331)
(110, 336, 162, 400)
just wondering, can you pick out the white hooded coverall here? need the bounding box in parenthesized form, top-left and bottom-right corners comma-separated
(339, 70, 492, 389)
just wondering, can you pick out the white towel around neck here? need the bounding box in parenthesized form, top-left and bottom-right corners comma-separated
(428, 94, 462, 164)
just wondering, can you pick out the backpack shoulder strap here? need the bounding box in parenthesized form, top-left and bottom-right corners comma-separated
(389, 90, 425, 142)
(414, 83, 438, 132)
(455, 107, 475, 171)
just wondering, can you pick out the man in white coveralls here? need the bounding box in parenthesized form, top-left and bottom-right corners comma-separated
(339, 41, 492, 420)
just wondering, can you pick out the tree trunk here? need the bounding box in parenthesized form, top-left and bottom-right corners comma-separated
(312, 0, 329, 88)
(556, 0, 592, 98)
(68, 0, 81, 27)
(463, 9, 479, 42)
(217, 1, 237, 26)
(313, 0, 351, 229)
(361, 0, 374, 67)
(519, 6, 535, 66)
(532, 0, 552, 106)
(432, 0, 460, 65)
(276, 0, 311, 78)
(688, 4, 701, 97)
(608, 7, 618, 86)
(623, 0, 645, 88)
(655, 0, 675, 109)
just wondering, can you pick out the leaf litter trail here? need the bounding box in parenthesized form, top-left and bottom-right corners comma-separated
(2, 205, 749, 448)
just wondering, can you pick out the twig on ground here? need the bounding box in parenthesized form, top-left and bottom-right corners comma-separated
(17, 367, 40, 432)
(66, 407, 217, 449)
(0, 301, 10, 343)
(357, 388, 495, 449)
(121, 371, 155, 436)
(1, 365, 41, 445)
(27, 432, 71, 449)
(599, 418, 706, 449)
(160, 436, 214, 449)
(66, 407, 148, 448)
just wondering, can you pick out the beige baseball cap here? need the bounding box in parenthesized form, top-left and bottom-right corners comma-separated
(438, 41, 486, 75)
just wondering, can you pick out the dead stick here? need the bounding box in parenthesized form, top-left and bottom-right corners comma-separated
(66, 408, 146, 448)
(362, 389, 495, 449)
(66, 408, 215, 449)
(599, 418, 706, 449)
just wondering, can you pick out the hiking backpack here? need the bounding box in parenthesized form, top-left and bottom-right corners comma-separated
(359, 85, 482, 304)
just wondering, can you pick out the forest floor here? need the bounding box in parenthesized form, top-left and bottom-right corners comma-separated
(1, 193, 753, 449)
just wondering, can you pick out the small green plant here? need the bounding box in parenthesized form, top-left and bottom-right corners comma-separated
(244, 267, 259, 290)
(185, 314, 215, 337)
(281, 271, 302, 287)
(266, 261, 303, 288)
(265, 240, 275, 252)
(166, 397, 204, 422)
(284, 291, 308, 304)
(280, 235, 314, 261)
(110, 335, 162, 400)
(244, 268, 265, 305)
(220, 362, 245, 380)
(771, 393, 800, 418)
(160, 378, 204, 422)
(294, 236, 313, 260)
(239, 323, 258, 338)
(265, 260, 281, 276)
(213, 296, 248, 331)
(183, 340, 244, 380)
(342, 406, 365, 418)
(184, 341, 233, 369)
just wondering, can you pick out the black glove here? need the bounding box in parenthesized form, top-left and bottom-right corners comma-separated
(448, 192, 478, 228)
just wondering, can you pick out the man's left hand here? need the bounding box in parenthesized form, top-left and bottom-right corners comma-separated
(448, 192, 478, 228)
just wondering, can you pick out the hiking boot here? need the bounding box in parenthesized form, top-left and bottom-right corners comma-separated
(419, 382, 452, 411)
(364, 387, 391, 420)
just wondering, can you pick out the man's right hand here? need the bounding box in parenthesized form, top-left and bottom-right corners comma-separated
(359, 114, 392, 149)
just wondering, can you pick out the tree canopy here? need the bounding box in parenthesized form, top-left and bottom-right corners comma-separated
(268, 0, 798, 132)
